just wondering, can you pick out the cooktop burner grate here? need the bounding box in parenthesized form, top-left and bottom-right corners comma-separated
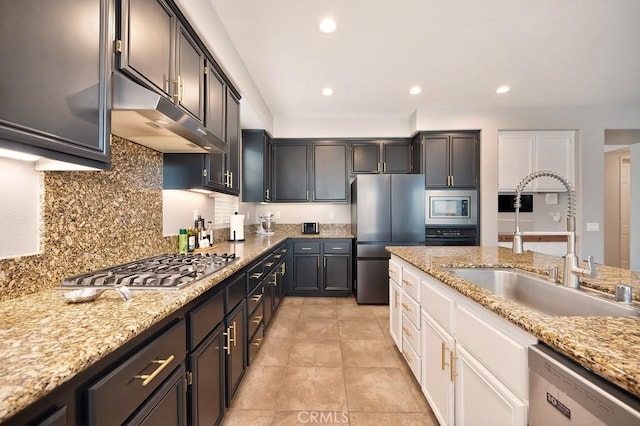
(61, 252, 239, 290)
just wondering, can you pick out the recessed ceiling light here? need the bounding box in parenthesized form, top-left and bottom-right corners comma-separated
(319, 17, 337, 33)
(409, 86, 422, 95)
(496, 86, 510, 94)
(322, 87, 334, 96)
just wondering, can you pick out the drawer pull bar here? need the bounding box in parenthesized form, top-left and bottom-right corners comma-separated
(401, 302, 412, 312)
(252, 315, 263, 324)
(441, 342, 448, 371)
(251, 294, 263, 303)
(223, 328, 231, 355)
(394, 289, 399, 308)
(402, 279, 413, 287)
(135, 355, 175, 387)
(331, 247, 343, 250)
(231, 321, 237, 347)
(301, 247, 312, 251)
(402, 350, 413, 363)
(251, 272, 263, 279)
(252, 338, 263, 347)
(450, 351, 457, 382)
(264, 262, 275, 268)
(402, 326, 412, 337)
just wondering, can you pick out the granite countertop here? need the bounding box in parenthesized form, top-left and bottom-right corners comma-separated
(386, 246, 640, 398)
(0, 229, 353, 423)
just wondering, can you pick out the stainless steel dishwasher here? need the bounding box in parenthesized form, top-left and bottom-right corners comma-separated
(529, 343, 640, 425)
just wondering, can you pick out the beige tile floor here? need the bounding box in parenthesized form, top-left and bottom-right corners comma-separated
(222, 296, 439, 426)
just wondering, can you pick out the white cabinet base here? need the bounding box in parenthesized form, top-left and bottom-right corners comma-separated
(456, 345, 528, 426)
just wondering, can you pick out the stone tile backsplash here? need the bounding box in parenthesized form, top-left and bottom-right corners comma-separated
(0, 136, 177, 301)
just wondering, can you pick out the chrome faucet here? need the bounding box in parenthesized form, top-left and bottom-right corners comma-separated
(512, 170, 596, 288)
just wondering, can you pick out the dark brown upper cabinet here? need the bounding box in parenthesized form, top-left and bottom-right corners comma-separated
(241, 130, 272, 202)
(414, 131, 479, 188)
(350, 140, 412, 174)
(271, 140, 349, 203)
(0, 0, 111, 168)
(313, 142, 349, 202)
(117, 0, 205, 123)
(272, 142, 310, 202)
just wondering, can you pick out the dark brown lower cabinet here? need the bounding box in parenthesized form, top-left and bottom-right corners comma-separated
(288, 239, 352, 296)
(125, 364, 187, 426)
(87, 321, 186, 426)
(225, 300, 246, 406)
(188, 324, 225, 426)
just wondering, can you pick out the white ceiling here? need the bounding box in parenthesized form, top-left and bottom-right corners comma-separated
(210, 0, 640, 125)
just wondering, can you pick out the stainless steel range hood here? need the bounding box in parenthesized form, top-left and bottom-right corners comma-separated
(110, 73, 228, 154)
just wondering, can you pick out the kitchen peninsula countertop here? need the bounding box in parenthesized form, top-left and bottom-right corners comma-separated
(0, 229, 353, 423)
(386, 245, 640, 399)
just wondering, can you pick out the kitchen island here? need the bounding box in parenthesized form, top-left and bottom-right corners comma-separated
(0, 228, 352, 424)
(386, 245, 640, 399)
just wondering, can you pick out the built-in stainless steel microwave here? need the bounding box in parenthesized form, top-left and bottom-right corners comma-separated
(425, 190, 478, 225)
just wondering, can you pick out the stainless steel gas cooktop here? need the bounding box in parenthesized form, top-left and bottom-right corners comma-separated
(61, 252, 239, 290)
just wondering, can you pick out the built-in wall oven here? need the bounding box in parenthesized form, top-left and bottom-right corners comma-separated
(425, 190, 479, 246)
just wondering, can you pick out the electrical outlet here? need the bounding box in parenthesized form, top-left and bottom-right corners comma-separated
(275, 211, 281, 219)
(586, 222, 600, 232)
(329, 211, 335, 220)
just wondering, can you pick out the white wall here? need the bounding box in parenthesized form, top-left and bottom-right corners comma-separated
(162, 190, 215, 236)
(0, 158, 40, 258)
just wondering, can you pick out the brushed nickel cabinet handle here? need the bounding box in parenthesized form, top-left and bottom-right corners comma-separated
(251, 294, 263, 303)
(252, 315, 263, 324)
(403, 350, 413, 363)
(450, 351, 457, 382)
(251, 272, 263, 279)
(223, 328, 231, 355)
(232, 321, 237, 347)
(401, 302, 412, 312)
(135, 355, 175, 387)
(402, 326, 412, 337)
(441, 342, 448, 371)
(252, 338, 263, 347)
(394, 289, 399, 308)
(402, 279, 413, 287)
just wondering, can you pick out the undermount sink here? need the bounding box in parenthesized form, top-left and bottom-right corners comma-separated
(446, 268, 639, 317)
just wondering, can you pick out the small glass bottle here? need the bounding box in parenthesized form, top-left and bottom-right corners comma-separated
(187, 227, 196, 252)
(178, 229, 188, 254)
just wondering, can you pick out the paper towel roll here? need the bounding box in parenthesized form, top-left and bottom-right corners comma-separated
(229, 214, 245, 241)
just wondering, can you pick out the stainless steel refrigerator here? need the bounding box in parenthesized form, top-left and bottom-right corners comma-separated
(351, 174, 425, 304)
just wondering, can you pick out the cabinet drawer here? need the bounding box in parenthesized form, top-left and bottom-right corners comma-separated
(323, 241, 351, 254)
(272, 244, 287, 262)
(87, 320, 186, 426)
(400, 291, 420, 328)
(294, 242, 320, 254)
(247, 261, 264, 292)
(388, 258, 401, 285)
(247, 283, 264, 316)
(248, 302, 264, 338)
(456, 305, 531, 399)
(402, 268, 420, 301)
(248, 324, 265, 365)
(226, 273, 246, 313)
(421, 276, 455, 334)
(188, 290, 224, 350)
(401, 313, 421, 356)
(402, 335, 421, 383)
(263, 253, 277, 273)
